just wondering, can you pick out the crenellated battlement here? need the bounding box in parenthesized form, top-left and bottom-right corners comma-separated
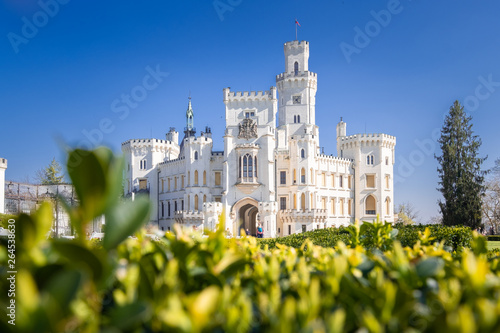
(284, 40, 309, 49)
(276, 71, 317, 82)
(122, 138, 176, 147)
(223, 87, 277, 102)
(0, 158, 7, 169)
(339, 133, 396, 149)
(317, 154, 353, 165)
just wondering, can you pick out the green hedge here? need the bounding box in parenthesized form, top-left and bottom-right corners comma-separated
(487, 235, 500, 241)
(260, 222, 473, 252)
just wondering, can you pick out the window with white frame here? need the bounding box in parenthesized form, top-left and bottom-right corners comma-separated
(140, 159, 147, 170)
(367, 155, 374, 165)
(239, 153, 258, 183)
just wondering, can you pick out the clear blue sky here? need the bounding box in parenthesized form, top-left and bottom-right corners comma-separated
(1, 0, 499, 223)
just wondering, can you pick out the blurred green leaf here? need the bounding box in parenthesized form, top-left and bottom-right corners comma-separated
(103, 196, 151, 250)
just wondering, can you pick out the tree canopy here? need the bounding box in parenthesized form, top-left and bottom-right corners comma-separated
(36, 157, 65, 185)
(435, 100, 487, 229)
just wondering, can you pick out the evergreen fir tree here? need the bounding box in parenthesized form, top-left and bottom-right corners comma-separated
(36, 157, 64, 185)
(435, 100, 487, 229)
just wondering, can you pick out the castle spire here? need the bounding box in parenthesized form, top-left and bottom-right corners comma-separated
(186, 96, 194, 131)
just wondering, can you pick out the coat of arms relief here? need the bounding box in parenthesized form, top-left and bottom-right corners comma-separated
(238, 118, 258, 140)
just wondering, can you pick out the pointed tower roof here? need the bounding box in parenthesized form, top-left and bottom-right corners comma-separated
(186, 96, 194, 131)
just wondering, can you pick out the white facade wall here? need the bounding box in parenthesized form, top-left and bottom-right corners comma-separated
(0, 158, 6, 214)
(121, 38, 396, 237)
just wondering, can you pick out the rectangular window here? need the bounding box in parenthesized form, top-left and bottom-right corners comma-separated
(339, 199, 344, 215)
(366, 175, 375, 188)
(321, 197, 326, 209)
(215, 171, 221, 186)
(215, 197, 222, 203)
(348, 199, 352, 215)
(174, 177, 177, 190)
(139, 179, 147, 190)
(161, 179, 165, 192)
(321, 173, 326, 186)
(302, 225, 306, 233)
(332, 174, 335, 188)
(280, 171, 286, 185)
(339, 176, 343, 188)
(348, 175, 352, 189)
(280, 197, 287, 210)
(181, 175, 185, 188)
(245, 111, 255, 118)
(331, 199, 336, 215)
(385, 175, 390, 189)
(288, 225, 291, 235)
(168, 178, 171, 191)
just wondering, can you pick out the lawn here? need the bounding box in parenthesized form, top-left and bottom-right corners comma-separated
(487, 241, 500, 251)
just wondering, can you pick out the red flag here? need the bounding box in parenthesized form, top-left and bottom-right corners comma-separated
(295, 19, 301, 27)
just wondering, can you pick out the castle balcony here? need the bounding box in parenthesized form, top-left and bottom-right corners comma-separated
(174, 210, 204, 224)
(278, 209, 327, 223)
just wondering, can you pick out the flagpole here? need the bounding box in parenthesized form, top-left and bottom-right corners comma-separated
(295, 19, 298, 40)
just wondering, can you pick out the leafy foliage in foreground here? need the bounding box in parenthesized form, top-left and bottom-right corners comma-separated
(2, 148, 500, 332)
(260, 221, 473, 252)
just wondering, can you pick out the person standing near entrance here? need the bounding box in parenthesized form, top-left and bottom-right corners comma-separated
(257, 224, 264, 238)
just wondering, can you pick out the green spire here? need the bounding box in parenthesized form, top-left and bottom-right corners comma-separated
(186, 97, 194, 130)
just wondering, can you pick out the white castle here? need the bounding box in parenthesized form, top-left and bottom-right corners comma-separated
(122, 39, 396, 237)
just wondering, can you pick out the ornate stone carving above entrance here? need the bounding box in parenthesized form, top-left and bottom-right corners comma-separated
(238, 118, 258, 140)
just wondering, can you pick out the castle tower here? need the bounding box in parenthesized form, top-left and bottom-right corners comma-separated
(337, 119, 396, 223)
(0, 158, 7, 214)
(276, 41, 318, 130)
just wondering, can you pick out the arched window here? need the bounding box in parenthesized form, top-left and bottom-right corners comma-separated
(188, 171, 190, 185)
(161, 202, 164, 217)
(310, 168, 314, 185)
(366, 195, 376, 215)
(331, 199, 336, 215)
(293, 193, 297, 209)
(194, 170, 199, 185)
(194, 195, 199, 211)
(310, 193, 314, 209)
(301, 149, 305, 158)
(240, 153, 257, 182)
(187, 195, 190, 211)
(203, 171, 207, 185)
(194, 151, 198, 160)
(293, 169, 297, 183)
(294, 115, 297, 123)
(297, 115, 300, 123)
(301, 168, 306, 184)
(168, 201, 171, 217)
(294, 61, 299, 75)
(367, 155, 374, 165)
(301, 193, 306, 211)
(203, 195, 207, 203)
(385, 197, 391, 216)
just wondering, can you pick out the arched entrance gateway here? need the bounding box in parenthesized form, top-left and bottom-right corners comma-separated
(231, 198, 259, 236)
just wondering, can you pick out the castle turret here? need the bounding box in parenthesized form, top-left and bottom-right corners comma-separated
(0, 158, 7, 214)
(336, 118, 346, 157)
(276, 40, 318, 129)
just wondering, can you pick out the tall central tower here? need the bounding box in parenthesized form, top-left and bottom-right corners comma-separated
(276, 40, 318, 131)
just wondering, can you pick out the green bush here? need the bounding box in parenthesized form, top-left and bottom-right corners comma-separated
(261, 222, 473, 252)
(1, 148, 500, 332)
